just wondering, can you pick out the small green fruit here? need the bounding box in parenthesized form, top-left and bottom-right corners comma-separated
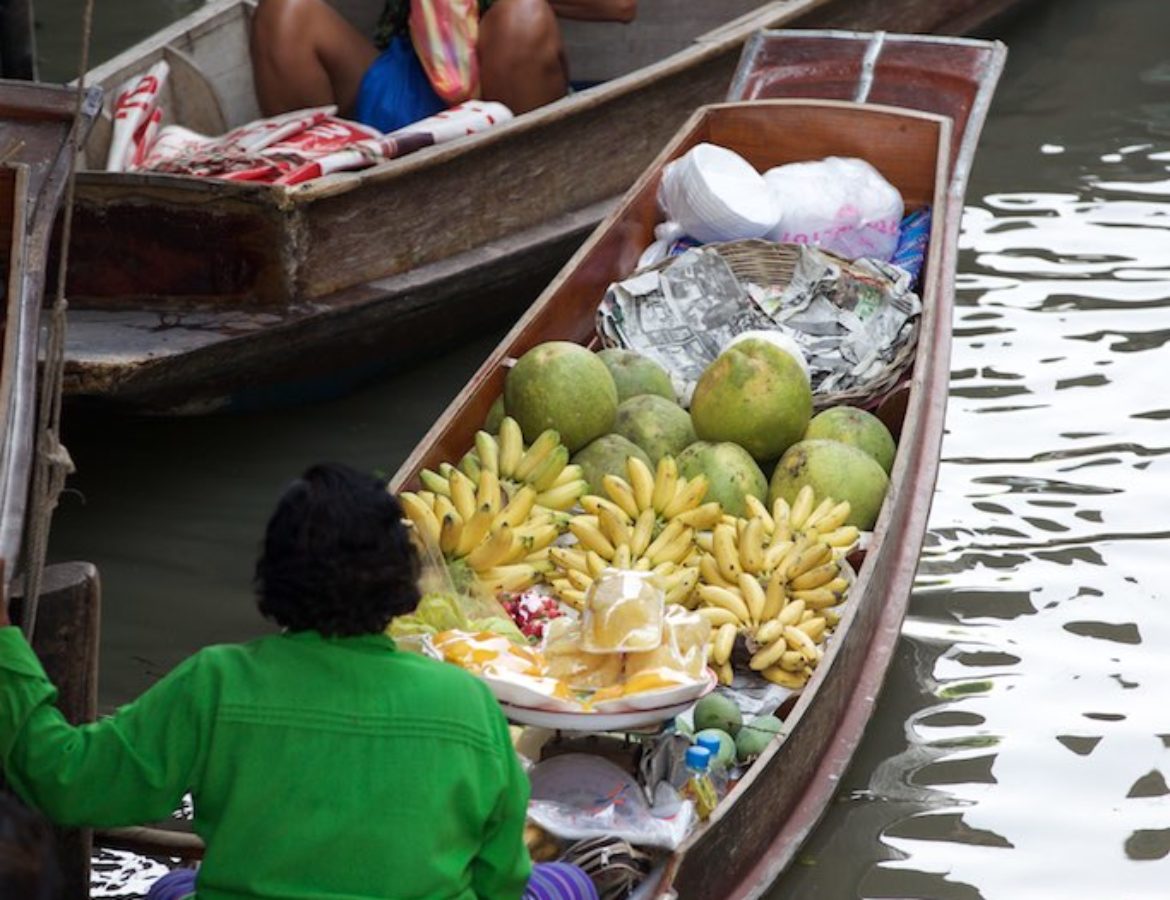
(693, 693, 743, 736)
(735, 714, 784, 763)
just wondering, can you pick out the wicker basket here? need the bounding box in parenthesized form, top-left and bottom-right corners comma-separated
(633, 239, 918, 410)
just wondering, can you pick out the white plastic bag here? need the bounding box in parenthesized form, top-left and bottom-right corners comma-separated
(763, 156, 903, 261)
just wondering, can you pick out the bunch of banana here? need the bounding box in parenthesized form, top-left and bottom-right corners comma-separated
(737, 486, 861, 560)
(398, 463, 559, 595)
(692, 510, 850, 686)
(747, 602, 832, 689)
(544, 456, 717, 609)
(417, 416, 588, 512)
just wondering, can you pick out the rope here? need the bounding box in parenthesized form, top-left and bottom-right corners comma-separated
(20, 0, 96, 640)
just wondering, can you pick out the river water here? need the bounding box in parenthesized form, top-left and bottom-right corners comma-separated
(37, 0, 1170, 896)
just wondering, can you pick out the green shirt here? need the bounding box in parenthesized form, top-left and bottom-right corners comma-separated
(0, 627, 532, 900)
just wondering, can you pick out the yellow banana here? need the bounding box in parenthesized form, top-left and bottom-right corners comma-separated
(699, 553, 734, 589)
(474, 430, 500, 477)
(739, 517, 766, 574)
(399, 493, 441, 547)
(673, 501, 723, 530)
(695, 532, 714, 554)
(809, 500, 851, 534)
(744, 495, 774, 532)
(494, 484, 538, 529)
(788, 485, 816, 530)
(458, 453, 481, 481)
(824, 525, 861, 549)
(559, 588, 587, 610)
(550, 547, 589, 574)
(779, 650, 806, 672)
(531, 445, 570, 492)
(497, 417, 524, 478)
(771, 497, 792, 539)
(776, 598, 806, 628)
(696, 606, 741, 628)
(823, 609, 841, 628)
(515, 429, 560, 482)
(649, 527, 693, 566)
(784, 624, 820, 662)
(418, 469, 451, 497)
(717, 661, 734, 686)
(535, 480, 588, 511)
(466, 525, 515, 571)
(627, 456, 655, 511)
(552, 463, 585, 489)
(790, 587, 840, 610)
(762, 569, 786, 621)
(798, 616, 827, 643)
(629, 508, 656, 558)
(476, 468, 501, 514)
(455, 506, 495, 557)
(612, 543, 633, 570)
(696, 584, 751, 623)
(712, 622, 737, 666)
(432, 494, 458, 526)
(802, 497, 836, 532)
(749, 637, 789, 671)
(643, 518, 685, 561)
(786, 540, 832, 580)
(585, 550, 608, 579)
(763, 538, 796, 573)
(761, 666, 806, 689)
(598, 506, 633, 549)
(570, 518, 616, 558)
(651, 456, 678, 514)
(789, 560, 840, 592)
(824, 576, 851, 596)
(754, 618, 785, 646)
(512, 521, 560, 558)
(662, 474, 708, 519)
(566, 568, 593, 592)
(665, 567, 699, 607)
(448, 470, 478, 521)
(478, 563, 543, 594)
(737, 572, 767, 625)
(712, 523, 742, 583)
(439, 513, 462, 556)
(601, 475, 640, 519)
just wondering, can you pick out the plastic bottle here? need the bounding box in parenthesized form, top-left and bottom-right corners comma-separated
(680, 745, 718, 821)
(695, 734, 729, 798)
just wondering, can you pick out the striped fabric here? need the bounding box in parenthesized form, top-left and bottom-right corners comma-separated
(147, 861, 598, 899)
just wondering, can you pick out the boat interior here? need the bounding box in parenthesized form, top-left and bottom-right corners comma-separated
(81, 0, 768, 170)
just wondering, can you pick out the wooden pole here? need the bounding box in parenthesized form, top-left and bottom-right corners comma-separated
(0, 0, 38, 81)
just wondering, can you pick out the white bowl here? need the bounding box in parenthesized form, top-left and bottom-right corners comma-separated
(660, 143, 780, 243)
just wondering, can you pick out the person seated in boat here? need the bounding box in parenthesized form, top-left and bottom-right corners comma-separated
(250, 0, 637, 133)
(0, 463, 597, 900)
(0, 792, 62, 900)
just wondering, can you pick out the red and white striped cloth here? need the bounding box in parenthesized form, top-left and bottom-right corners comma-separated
(105, 65, 512, 185)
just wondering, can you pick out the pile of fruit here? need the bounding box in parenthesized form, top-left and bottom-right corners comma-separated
(396, 337, 899, 693)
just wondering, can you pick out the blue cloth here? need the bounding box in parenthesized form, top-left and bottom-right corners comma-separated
(147, 862, 598, 900)
(353, 35, 448, 134)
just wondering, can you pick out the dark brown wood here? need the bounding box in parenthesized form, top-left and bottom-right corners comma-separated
(61, 3, 1031, 414)
(6, 563, 102, 900)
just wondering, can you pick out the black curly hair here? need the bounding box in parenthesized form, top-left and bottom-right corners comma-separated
(255, 463, 421, 636)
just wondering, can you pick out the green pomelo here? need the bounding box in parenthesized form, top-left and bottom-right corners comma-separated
(505, 341, 618, 452)
(769, 439, 890, 530)
(572, 434, 652, 494)
(596, 348, 675, 402)
(735, 714, 784, 763)
(612, 394, 697, 464)
(693, 692, 743, 736)
(676, 441, 767, 519)
(482, 395, 506, 434)
(694, 729, 737, 769)
(805, 406, 897, 474)
(690, 338, 813, 462)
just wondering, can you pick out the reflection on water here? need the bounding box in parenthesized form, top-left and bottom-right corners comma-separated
(33, 0, 1170, 896)
(771, 0, 1170, 896)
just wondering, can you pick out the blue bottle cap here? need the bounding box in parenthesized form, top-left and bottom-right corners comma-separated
(685, 745, 711, 771)
(695, 734, 722, 758)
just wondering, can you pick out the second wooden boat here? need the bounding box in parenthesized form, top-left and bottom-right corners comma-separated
(62, 0, 1031, 414)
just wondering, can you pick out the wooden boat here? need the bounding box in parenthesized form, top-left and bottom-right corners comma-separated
(384, 35, 1004, 900)
(90, 29, 1003, 898)
(0, 78, 103, 900)
(63, 0, 1030, 414)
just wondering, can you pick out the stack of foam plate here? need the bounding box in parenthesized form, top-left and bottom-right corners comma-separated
(659, 143, 780, 243)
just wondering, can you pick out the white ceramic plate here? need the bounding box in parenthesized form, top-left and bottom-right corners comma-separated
(498, 670, 717, 732)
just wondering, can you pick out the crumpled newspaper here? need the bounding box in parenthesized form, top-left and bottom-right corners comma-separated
(596, 244, 920, 405)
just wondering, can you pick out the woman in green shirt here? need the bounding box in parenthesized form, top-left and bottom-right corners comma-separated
(0, 463, 595, 899)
